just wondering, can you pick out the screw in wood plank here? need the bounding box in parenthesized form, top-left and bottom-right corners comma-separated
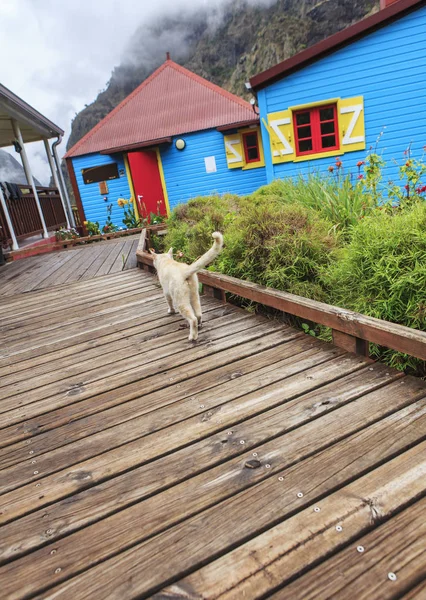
(46, 529, 54, 535)
(240, 440, 245, 445)
(388, 572, 397, 581)
(369, 367, 374, 371)
(29, 450, 34, 455)
(297, 492, 304, 498)
(228, 431, 233, 436)
(199, 404, 205, 408)
(357, 546, 365, 553)
(278, 477, 284, 481)
(265, 464, 271, 468)
(314, 507, 321, 513)
(252, 452, 258, 457)
(31, 460, 37, 464)
(336, 525, 343, 532)
(35, 483, 41, 487)
(55, 568, 61, 574)
(50, 549, 57, 555)
(33, 470, 39, 475)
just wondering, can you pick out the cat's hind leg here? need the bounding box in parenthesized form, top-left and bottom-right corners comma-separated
(188, 275, 202, 328)
(176, 301, 198, 341)
(165, 293, 176, 315)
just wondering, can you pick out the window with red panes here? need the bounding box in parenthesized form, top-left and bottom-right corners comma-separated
(242, 131, 261, 163)
(293, 105, 339, 157)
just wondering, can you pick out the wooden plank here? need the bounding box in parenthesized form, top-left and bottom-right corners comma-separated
(0, 293, 164, 362)
(157, 442, 426, 600)
(0, 362, 399, 557)
(3, 393, 425, 599)
(124, 239, 138, 269)
(136, 250, 426, 360)
(269, 496, 426, 600)
(91, 239, 128, 277)
(0, 344, 344, 482)
(0, 327, 300, 448)
(108, 237, 135, 274)
(0, 268, 146, 315)
(0, 303, 236, 402)
(0, 287, 159, 344)
(0, 302, 227, 389)
(0, 310, 256, 419)
(399, 580, 426, 600)
(0, 321, 291, 428)
(0, 296, 223, 375)
(0, 279, 156, 330)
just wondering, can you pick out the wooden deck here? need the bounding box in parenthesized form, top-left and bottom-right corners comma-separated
(0, 260, 425, 599)
(0, 235, 140, 297)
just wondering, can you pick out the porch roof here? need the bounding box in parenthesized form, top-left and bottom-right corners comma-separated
(0, 83, 64, 148)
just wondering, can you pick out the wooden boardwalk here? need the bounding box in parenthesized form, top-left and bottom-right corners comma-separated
(0, 263, 425, 599)
(0, 235, 140, 297)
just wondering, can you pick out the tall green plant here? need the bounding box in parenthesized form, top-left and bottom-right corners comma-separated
(322, 202, 426, 375)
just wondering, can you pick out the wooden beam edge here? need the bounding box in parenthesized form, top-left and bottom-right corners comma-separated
(136, 246, 426, 361)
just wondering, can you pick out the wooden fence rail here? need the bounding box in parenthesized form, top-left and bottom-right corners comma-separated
(136, 227, 426, 361)
(0, 185, 67, 245)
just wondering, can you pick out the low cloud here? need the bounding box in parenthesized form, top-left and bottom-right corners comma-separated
(0, 0, 276, 183)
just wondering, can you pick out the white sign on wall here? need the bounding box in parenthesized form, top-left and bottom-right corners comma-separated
(204, 156, 217, 173)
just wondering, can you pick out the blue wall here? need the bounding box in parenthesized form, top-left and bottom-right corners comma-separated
(160, 128, 267, 211)
(72, 152, 131, 228)
(258, 5, 426, 188)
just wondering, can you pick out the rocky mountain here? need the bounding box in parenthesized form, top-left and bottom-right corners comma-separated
(66, 0, 379, 153)
(0, 149, 42, 187)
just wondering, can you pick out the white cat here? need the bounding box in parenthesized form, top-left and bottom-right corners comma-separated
(150, 232, 224, 341)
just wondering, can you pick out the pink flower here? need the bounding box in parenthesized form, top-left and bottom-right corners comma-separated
(328, 165, 334, 172)
(335, 160, 342, 169)
(404, 184, 410, 190)
(357, 174, 364, 180)
(356, 161, 365, 167)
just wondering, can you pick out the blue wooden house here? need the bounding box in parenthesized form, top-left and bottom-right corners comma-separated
(249, 0, 426, 189)
(66, 57, 266, 232)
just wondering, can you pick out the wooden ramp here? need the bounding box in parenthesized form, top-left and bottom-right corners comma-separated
(0, 267, 425, 599)
(0, 235, 140, 297)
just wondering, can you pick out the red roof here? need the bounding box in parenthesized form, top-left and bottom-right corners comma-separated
(66, 59, 258, 158)
(250, 0, 425, 90)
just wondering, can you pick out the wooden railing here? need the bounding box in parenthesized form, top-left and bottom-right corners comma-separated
(0, 185, 67, 245)
(136, 227, 426, 361)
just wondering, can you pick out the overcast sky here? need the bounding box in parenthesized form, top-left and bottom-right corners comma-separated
(0, 0, 272, 184)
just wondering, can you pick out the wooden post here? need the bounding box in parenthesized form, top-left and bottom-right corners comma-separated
(332, 329, 369, 357)
(12, 119, 49, 239)
(0, 184, 19, 250)
(203, 284, 226, 303)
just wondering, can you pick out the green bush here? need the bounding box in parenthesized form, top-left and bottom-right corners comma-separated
(164, 192, 338, 302)
(322, 202, 426, 375)
(252, 172, 375, 236)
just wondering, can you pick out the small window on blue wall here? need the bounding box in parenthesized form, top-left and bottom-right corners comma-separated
(242, 131, 260, 163)
(82, 163, 119, 184)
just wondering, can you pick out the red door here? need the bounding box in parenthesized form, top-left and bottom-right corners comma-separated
(127, 150, 167, 219)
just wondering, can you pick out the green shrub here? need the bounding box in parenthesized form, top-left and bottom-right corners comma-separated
(163, 194, 239, 262)
(322, 202, 426, 375)
(165, 192, 338, 302)
(252, 172, 375, 236)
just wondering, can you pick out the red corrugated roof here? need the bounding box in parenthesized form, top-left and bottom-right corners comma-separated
(66, 59, 258, 158)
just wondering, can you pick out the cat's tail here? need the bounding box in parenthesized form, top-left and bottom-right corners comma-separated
(184, 232, 223, 279)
